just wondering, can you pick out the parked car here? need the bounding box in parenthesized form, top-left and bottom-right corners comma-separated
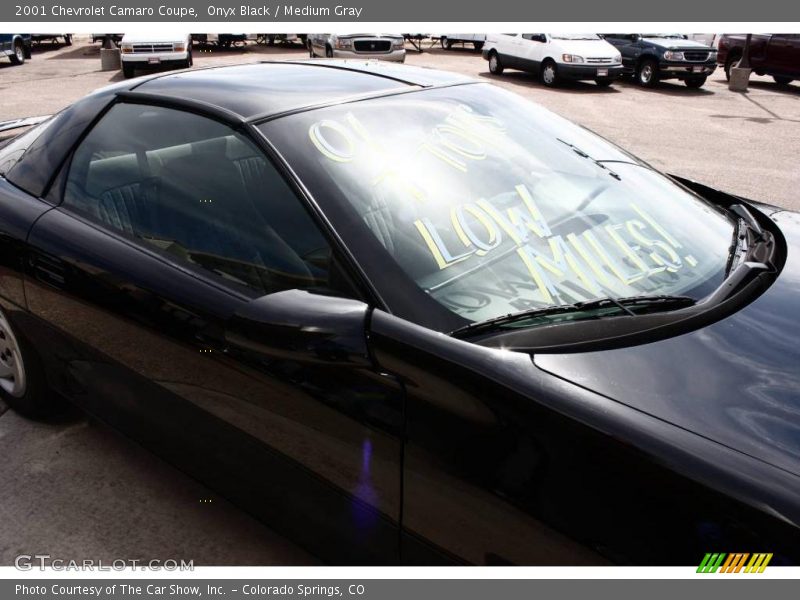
(308, 34, 405, 61)
(191, 34, 248, 48)
(718, 34, 800, 85)
(483, 33, 623, 87)
(439, 34, 486, 50)
(31, 34, 72, 45)
(120, 32, 193, 78)
(1, 62, 799, 566)
(601, 33, 717, 88)
(0, 34, 32, 65)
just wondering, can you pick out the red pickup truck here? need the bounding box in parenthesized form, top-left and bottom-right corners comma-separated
(718, 34, 800, 85)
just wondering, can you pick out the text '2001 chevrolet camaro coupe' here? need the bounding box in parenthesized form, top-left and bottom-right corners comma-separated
(0, 61, 798, 565)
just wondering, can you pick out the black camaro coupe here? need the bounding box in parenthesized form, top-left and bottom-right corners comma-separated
(0, 62, 798, 566)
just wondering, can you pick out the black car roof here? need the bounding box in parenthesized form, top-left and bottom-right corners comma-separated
(131, 61, 477, 122)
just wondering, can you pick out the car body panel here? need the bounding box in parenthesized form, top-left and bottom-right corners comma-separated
(535, 209, 800, 478)
(602, 34, 718, 82)
(0, 62, 798, 566)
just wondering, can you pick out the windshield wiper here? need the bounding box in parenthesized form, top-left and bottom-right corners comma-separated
(451, 294, 695, 338)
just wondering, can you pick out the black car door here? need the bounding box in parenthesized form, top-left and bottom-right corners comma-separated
(23, 100, 404, 564)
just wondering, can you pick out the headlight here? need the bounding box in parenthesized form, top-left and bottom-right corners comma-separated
(393, 38, 405, 49)
(120, 43, 133, 54)
(562, 54, 585, 63)
(613, 54, 622, 64)
(663, 50, 685, 61)
(173, 43, 186, 52)
(334, 38, 352, 49)
(708, 50, 718, 59)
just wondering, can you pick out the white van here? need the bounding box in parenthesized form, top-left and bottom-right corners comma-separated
(483, 33, 623, 87)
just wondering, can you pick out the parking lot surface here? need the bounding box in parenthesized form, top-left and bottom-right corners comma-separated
(3, 36, 798, 210)
(0, 35, 798, 566)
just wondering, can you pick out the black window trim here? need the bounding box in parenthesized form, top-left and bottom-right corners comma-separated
(53, 94, 381, 309)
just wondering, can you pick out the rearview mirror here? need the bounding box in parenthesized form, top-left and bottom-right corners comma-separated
(225, 289, 372, 367)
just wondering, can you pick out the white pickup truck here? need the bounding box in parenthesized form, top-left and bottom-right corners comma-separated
(483, 33, 624, 87)
(120, 32, 193, 78)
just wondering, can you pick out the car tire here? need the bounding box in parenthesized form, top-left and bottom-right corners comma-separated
(540, 60, 558, 87)
(773, 76, 793, 86)
(724, 53, 741, 81)
(9, 41, 25, 65)
(64, 34, 73, 46)
(488, 51, 504, 75)
(122, 63, 135, 78)
(474, 41, 484, 51)
(440, 37, 448, 49)
(325, 45, 334, 58)
(268, 35, 275, 46)
(595, 78, 614, 87)
(636, 58, 659, 87)
(0, 307, 59, 420)
(308, 42, 315, 58)
(184, 49, 193, 69)
(684, 76, 707, 89)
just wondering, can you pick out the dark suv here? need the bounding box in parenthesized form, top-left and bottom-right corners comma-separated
(602, 33, 717, 88)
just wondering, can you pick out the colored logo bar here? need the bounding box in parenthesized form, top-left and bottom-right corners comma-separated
(697, 553, 773, 573)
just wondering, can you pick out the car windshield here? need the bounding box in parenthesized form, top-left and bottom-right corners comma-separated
(642, 34, 686, 39)
(260, 84, 734, 331)
(551, 34, 601, 40)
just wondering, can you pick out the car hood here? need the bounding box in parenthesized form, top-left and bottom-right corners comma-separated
(642, 37, 713, 50)
(534, 206, 800, 478)
(551, 39, 619, 56)
(121, 33, 186, 43)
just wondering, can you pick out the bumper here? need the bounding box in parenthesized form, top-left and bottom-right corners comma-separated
(558, 64, 625, 80)
(658, 62, 717, 78)
(330, 48, 406, 62)
(121, 52, 189, 65)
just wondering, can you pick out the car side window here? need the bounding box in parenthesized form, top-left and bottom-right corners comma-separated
(63, 103, 349, 298)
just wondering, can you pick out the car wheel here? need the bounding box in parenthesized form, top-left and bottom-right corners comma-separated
(724, 53, 740, 81)
(308, 42, 314, 57)
(488, 51, 504, 75)
(474, 41, 484, 51)
(595, 78, 614, 87)
(440, 37, 448, 49)
(122, 63, 135, 78)
(64, 34, 73, 46)
(773, 76, 793, 86)
(0, 307, 57, 419)
(540, 60, 558, 87)
(636, 58, 659, 87)
(684, 76, 707, 89)
(9, 41, 25, 65)
(325, 45, 333, 58)
(184, 49, 193, 68)
(268, 35, 275, 46)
